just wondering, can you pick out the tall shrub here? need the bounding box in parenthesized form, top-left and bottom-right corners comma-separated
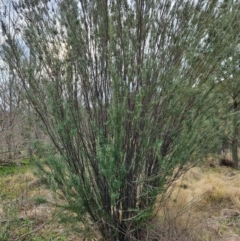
(0, 0, 239, 240)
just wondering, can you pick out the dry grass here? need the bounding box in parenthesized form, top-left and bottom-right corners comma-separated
(153, 160, 240, 241)
(0, 167, 83, 241)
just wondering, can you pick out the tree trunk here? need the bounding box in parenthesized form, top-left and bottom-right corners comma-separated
(7, 75, 13, 161)
(232, 98, 239, 166)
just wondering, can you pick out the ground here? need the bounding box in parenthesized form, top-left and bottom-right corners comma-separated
(0, 165, 83, 241)
(0, 158, 240, 241)
(155, 159, 240, 241)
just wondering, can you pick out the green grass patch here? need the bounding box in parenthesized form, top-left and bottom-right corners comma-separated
(0, 164, 18, 176)
(34, 196, 48, 205)
(0, 161, 34, 177)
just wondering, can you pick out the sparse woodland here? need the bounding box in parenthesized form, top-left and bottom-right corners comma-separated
(0, 0, 240, 240)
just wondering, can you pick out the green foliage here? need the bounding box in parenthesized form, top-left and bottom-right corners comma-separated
(1, 0, 240, 240)
(34, 196, 48, 205)
(0, 163, 31, 177)
(0, 164, 18, 176)
(21, 158, 31, 165)
(0, 222, 10, 241)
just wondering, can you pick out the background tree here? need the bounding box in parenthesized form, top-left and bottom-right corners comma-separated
(1, 0, 240, 240)
(217, 52, 240, 164)
(209, 10, 240, 164)
(0, 1, 22, 163)
(0, 63, 23, 163)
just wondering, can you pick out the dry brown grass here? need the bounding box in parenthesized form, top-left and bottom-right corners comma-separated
(153, 161, 240, 241)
